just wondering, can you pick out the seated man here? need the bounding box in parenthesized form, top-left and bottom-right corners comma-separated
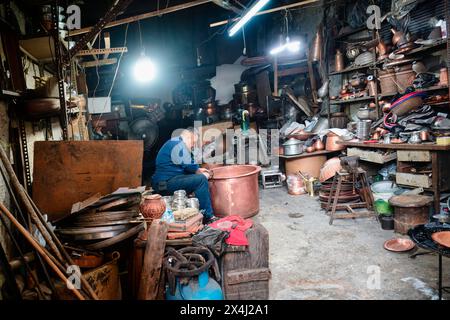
(151, 127, 216, 224)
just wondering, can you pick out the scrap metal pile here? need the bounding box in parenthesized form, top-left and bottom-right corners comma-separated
(55, 188, 146, 250)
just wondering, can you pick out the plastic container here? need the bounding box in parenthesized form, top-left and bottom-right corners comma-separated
(380, 215, 394, 230)
(371, 181, 399, 215)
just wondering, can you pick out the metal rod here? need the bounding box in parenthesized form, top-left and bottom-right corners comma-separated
(0, 163, 55, 298)
(0, 145, 64, 262)
(69, 0, 212, 37)
(439, 254, 442, 300)
(23, 189, 99, 300)
(0, 203, 86, 300)
(0, 235, 22, 300)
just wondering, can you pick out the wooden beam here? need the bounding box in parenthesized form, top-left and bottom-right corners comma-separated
(137, 220, 168, 300)
(75, 47, 128, 56)
(80, 58, 117, 68)
(210, 0, 319, 27)
(69, 0, 213, 37)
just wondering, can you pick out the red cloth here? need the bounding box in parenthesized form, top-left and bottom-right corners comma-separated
(209, 215, 253, 246)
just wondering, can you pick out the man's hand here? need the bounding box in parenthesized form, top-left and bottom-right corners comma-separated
(196, 168, 211, 180)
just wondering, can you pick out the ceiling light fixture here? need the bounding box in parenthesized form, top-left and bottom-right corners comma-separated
(228, 0, 270, 37)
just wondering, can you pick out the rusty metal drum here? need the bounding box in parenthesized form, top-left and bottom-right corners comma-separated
(389, 195, 433, 235)
(209, 165, 261, 218)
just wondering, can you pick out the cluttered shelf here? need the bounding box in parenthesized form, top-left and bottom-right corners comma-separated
(338, 141, 450, 151)
(279, 149, 336, 159)
(329, 60, 383, 76)
(329, 85, 449, 105)
(379, 85, 449, 98)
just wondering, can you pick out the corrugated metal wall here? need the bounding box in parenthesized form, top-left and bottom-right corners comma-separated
(380, 0, 446, 41)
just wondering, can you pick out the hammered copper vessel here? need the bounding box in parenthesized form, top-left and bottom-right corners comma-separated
(140, 194, 166, 220)
(209, 165, 261, 218)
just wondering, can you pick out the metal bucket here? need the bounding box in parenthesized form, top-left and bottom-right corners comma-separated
(209, 165, 261, 218)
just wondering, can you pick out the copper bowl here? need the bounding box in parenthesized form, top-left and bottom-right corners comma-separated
(288, 130, 315, 141)
(431, 231, 450, 248)
(383, 238, 415, 252)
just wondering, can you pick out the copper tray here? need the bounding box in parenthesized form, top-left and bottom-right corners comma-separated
(383, 238, 415, 252)
(431, 231, 450, 248)
(319, 194, 360, 203)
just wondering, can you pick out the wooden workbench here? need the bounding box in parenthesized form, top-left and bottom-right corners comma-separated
(339, 141, 450, 214)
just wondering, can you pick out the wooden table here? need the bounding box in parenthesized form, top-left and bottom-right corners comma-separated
(339, 141, 450, 213)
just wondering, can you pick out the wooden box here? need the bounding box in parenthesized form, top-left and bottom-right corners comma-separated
(220, 223, 271, 300)
(396, 172, 432, 188)
(347, 147, 397, 164)
(397, 150, 431, 162)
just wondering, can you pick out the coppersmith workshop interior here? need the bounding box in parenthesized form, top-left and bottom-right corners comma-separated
(0, 0, 450, 301)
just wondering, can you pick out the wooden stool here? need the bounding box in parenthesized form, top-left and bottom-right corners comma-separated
(326, 168, 377, 225)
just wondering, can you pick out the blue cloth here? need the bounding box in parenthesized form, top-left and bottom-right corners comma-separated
(151, 137, 213, 218)
(152, 137, 199, 184)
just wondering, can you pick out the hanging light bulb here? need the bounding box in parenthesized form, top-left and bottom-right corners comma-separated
(269, 10, 300, 55)
(134, 52, 157, 83)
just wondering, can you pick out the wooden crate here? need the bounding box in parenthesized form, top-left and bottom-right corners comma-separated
(396, 172, 432, 188)
(347, 147, 397, 164)
(220, 223, 271, 300)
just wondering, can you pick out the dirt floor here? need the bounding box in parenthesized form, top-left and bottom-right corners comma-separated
(254, 188, 450, 300)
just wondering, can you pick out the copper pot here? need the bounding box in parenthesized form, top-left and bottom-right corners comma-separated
(306, 146, 315, 153)
(391, 28, 404, 46)
(140, 194, 166, 220)
(325, 132, 345, 151)
(314, 139, 325, 151)
(209, 165, 261, 218)
(377, 40, 388, 56)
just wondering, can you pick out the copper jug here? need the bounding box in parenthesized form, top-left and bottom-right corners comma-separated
(140, 194, 166, 220)
(335, 49, 344, 72)
(440, 67, 448, 86)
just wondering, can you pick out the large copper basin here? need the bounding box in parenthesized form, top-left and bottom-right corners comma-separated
(209, 165, 261, 218)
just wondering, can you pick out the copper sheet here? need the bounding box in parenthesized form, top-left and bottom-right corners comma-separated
(383, 238, 415, 252)
(431, 231, 450, 248)
(32, 141, 143, 221)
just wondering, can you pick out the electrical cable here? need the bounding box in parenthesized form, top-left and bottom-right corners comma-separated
(93, 23, 130, 131)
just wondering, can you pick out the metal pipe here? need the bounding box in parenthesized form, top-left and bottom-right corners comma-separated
(0, 204, 86, 299)
(0, 145, 63, 262)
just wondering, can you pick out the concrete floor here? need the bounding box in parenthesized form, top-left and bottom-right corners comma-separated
(254, 188, 450, 300)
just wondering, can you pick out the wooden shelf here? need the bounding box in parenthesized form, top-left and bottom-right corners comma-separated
(329, 60, 385, 76)
(338, 141, 450, 151)
(330, 96, 374, 105)
(405, 39, 446, 56)
(1, 90, 21, 97)
(379, 85, 449, 98)
(335, 27, 367, 40)
(279, 150, 337, 159)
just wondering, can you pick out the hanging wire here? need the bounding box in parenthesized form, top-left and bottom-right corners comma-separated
(93, 23, 130, 131)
